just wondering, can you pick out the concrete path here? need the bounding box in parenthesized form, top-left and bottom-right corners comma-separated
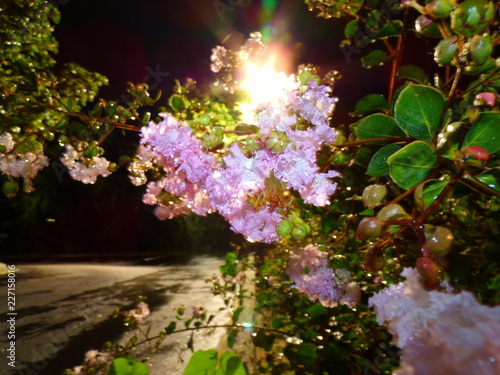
(0, 256, 229, 375)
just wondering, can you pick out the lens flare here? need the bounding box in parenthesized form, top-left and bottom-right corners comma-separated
(241, 62, 290, 104)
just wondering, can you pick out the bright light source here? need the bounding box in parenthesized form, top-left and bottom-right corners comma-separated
(241, 63, 291, 104)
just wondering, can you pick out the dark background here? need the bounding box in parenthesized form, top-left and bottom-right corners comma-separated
(1, 0, 392, 261)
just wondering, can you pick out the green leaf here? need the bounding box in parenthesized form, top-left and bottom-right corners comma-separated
(285, 343, 318, 367)
(367, 144, 403, 177)
(462, 112, 500, 154)
(271, 317, 286, 329)
(231, 307, 244, 325)
(252, 330, 276, 351)
(107, 357, 149, 375)
(354, 145, 376, 168)
(227, 329, 238, 349)
(165, 321, 176, 334)
(183, 350, 218, 375)
(351, 94, 389, 116)
(394, 84, 447, 142)
(387, 141, 437, 189)
(169, 94, 186, 113)
(345, 19, 359, 38)
(361, 49, 390, 68)
(216, 352, 247, 375)
(353, 114, 406, 139)
(372, 20, 403, 38)
(476, 169, 500, 192)
(397, 65, 429, 84)
(415, 179, 451, 210)
(307, 304, 327, 319)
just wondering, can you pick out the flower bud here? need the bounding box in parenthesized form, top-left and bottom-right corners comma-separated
(451, 0, 494, 38)
(16, 138, 44, 154)
(377, 204, 410, 222)
(241, 138, 264, 155)
(83, 147, 101, 158)
(276, 219, 293, 237)
(422, 226, 454, 256)
(469, 34, 493, 66)
(298, 70, 320, 86)
(265, 131, 291, 155)
(3, 180, 19, 198)
(425, 0, 456, 19)
(356, 217, 383, 240)
(277, 215, 311, 241)
(434, 36, 458, 66)
(362, 184, 387, 208)
(473, 92, 497, 107)
(464, 145, 489, 162)
(292, 222, 311, 241)
(416, 257, 442, 289)
(201, 126, 224, 150)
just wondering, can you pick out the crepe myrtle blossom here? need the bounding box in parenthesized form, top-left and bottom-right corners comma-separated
(204, 73, 339, 241)
(286, 244, 360, 308)
(72, 350, 113, 375)
(0, 132, 49, 192)
(140, 113, 215, 184)
(369, 268, 500, 375)
(60, 144, 111, 184)
(135, 64, 340, 242)
(126, 301, 151, 324)
(141, 160, 213, 220)
(192, 303, 204, 319)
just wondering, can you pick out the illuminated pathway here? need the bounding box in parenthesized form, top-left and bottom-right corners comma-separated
(0, 256, 227, 375)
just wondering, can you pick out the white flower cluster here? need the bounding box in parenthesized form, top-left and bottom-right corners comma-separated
(369, 268, 500, 375)
(61, 144, 111, 184)
(0, 132, 49, 192)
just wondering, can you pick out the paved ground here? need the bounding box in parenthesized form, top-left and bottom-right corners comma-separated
(0, 256, 230, 375)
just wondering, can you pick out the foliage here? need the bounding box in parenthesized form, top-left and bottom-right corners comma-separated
(3, 0, 500, 374)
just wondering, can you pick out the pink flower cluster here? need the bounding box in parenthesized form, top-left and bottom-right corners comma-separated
(369, 268, 500, 375)
(0, 132, 49, 192)
(286, 244, 360, 308)
(133, 74, 339, 243)
(60, 145, 111, 184)
(131, 113, 215, 220)
(134, 34, 340, 242)
(72, 350, 113, 375)
(126, 301, 151, 324)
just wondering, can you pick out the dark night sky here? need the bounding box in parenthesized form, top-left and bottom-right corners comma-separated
(53, 0, 390, 125)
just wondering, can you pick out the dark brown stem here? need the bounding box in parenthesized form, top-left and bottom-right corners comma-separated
(388, 8, 408, 105)
(115, 323, 298, 355)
